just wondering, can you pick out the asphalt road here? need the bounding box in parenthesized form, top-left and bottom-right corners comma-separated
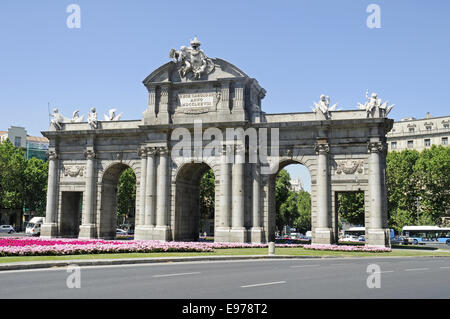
(0, 257, 449, 299)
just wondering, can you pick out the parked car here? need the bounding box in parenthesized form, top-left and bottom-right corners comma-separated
(116, 229, 128, 236)
(0, 225, 15, 234)
(391, 236, 407, 245)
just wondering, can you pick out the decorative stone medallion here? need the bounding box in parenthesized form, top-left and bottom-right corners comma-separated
(335, 160, 364, 175)
(63, 165, 85, 177)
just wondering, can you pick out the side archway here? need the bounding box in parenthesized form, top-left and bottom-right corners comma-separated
(97, 162, 137, 239)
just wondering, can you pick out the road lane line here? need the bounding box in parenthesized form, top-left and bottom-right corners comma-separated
(241, 281, 286, 288)
(152, 272, 201, 278)
(373, 271, 394, 274)
(439, 266, 450, 269)
(290, 265, 319, 268)
(404, 268, 429, 272)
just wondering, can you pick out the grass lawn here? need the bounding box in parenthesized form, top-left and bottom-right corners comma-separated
(1, 247, 449, 264)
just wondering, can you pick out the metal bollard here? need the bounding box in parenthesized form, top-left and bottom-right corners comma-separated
(268, 242, 275, 256)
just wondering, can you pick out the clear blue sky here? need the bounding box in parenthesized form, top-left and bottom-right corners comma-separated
(1, 0, 449, 188)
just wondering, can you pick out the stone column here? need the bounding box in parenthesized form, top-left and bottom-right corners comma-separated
(79, 149, 97, 239)
(154, 146, 169, 240)
(41, 150, 58, 238)
(250, 162, 263, 243)
(137, 147, 147, 226)
(145, 147, 157, 227)
(313, 142, 332, 244)
(134, 147, 148, 240)
(216, 144, 231, 242)
(367, 141, 389, 246)
(231, 143, 246, 242)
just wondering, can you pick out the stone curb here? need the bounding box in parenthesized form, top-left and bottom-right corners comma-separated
(0, 255, 335, 271)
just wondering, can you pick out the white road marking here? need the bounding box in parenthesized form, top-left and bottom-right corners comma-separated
(290, 265, 319, 268)
(373, 271, 394, 274)
(152, 272, 201, 278)
(241, 281, 286, 288)
(439, 266, 450, 269)
(404, 268, 429, 272)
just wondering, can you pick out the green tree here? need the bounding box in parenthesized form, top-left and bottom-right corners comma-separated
(23, 157, 48, 216)
(386, 149, 421, 231)
(0, 139, 26, 210)
(337, 192, 365, 226)
(199, 169, 215, 221)
(413, 146, 450, 225)
(117, 168, 136, 225)
(279, 192, 298, 228)
(275, 169, 291, 231)
(294, 190, 311, 233)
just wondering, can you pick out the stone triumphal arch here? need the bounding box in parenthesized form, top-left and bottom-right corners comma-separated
(41, 38, 393, 246)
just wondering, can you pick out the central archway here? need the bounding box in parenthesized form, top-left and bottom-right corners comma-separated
(173, 162, 216, 241)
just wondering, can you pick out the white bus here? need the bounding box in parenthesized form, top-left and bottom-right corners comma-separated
(401, 226, 450, 245)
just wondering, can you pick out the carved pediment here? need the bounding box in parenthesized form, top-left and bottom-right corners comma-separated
(143, 58, 249, 87)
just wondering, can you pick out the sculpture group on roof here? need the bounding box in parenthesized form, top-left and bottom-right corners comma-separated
(169, 36, 215, 80)
(50, 107, 123, 130)
(311, 90, 395, 120)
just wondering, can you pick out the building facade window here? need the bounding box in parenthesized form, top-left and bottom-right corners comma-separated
(443, 137, 448, 145)
(391, 142, 397, 150)
(424, 139, 431, 147)
(407, 140, 414, 148)
(409, 128, 415, 133)
(14, 137, 21, 148)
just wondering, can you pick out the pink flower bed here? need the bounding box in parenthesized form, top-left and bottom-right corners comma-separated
(303, 244, 392, 253)
(0, 238, 302, 257)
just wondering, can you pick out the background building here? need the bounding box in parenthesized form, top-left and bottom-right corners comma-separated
(290, 178, 304, 193)
(387, 113, 449, 152)
(0, 126, 49, 160)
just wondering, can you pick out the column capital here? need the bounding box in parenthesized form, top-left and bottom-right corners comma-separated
(147, 147, 158, 156)
(157, 146, 169, 156)
(46, 150, 58, 160)
(138, 147, 148, 158)
(84, 149, 96, 160)
(368, 141, 384, 153)
(314, 142, 330, 154)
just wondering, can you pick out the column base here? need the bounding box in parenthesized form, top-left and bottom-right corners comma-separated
(367, 228, 391, 247)
(249, 227, 265, 244)
(229, 228, 248, 243)
(214, 227, 231, 243)
(134, 225, 155, 240)
(152, 226, 170, 241)
(40, 223, 58, 238)
(78, 224, 97, 239)
(312, 228, 333, 245)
